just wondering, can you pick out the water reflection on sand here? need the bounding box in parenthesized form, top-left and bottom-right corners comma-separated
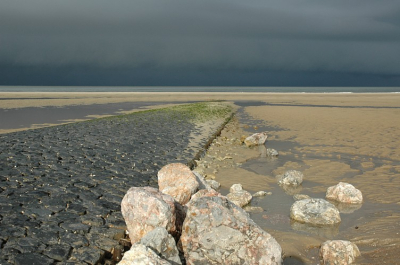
(202, 96, 400, 264)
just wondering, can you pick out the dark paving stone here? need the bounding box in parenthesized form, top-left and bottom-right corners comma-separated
(70, 247, 103, 265)
(3, 237, 46, 253)
(0, 105, 225, 263)
(27, 227, 60, 245)
(59, 232, 89, 248)
(39, 197, 66, 212)
(56, 261, 87, 265)
(0, 259, 12, 265)
(43, 243, 71, 261)
(13, 252, 54, 265)
(59, 222, 90, 235)
(51, 211, 81, 224)
(66, 202, 87, 216)
(0, 226, 26, 240)
(88, 227, 125, 241)
(0, 248, 20, 263)
(80, 215, 104, 227)
(23, 207, 53, 221)
(86, 233, 118, 252)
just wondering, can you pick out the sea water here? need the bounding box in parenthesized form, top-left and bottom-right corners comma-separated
(0, 86, 399, 93)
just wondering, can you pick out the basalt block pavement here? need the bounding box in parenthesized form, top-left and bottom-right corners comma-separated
(0, 105, 231, 264)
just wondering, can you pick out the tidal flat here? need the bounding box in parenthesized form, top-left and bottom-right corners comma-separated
(1, 92, 399, 264)
(196, 94, 400, 264)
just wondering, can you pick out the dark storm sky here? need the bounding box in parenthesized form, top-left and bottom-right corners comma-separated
(1, 0, 400, 86)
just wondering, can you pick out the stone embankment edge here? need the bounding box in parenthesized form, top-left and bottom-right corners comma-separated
(187, 112, 235, 170)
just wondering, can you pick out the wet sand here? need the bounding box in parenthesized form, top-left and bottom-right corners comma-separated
(195, 94, 400, 264)
(2, 92, 400, 263)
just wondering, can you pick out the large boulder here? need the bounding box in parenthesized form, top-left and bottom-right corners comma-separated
(320, 240, 360, 265)
(121, 187, 179, 244)
(119, 244, 171, 265)
(244, 132, 268, 147)
(290, 199, 341, 225)
(158, 163, 199, 205)
(181, 195, 282, 264)
(277, 170, 303, 187)
(139, 227, 181, 265)
(326, 182, 363, 204)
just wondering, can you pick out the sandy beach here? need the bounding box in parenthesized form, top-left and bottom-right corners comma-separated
(2, 92, 399, 109)
(1, 92, 400, 263)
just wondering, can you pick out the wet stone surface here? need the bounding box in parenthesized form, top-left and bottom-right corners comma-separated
(0, 108, 217, 264)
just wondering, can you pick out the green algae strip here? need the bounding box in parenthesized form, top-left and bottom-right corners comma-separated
(93, 101, 234, 123)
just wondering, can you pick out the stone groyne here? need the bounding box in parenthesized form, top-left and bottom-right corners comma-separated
(0, 102, 232, 264)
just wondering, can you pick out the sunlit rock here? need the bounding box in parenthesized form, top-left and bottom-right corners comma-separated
(181, 195, 282, 264)
(320, 240, 360, 265)
(158, 163, 199, 205)
(326, 182, 363, 204)
(244, 132, 268, 147)
(290, 198, 341, 225)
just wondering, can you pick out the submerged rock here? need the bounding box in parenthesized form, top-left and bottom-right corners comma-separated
(266, 148, 279, 158)
(158, 163, 199, 205)
(277, 170, 304, 187)
(326, 182, 363, 204)
(181, 195, 282, 264)
(253, 191, 268, 197)
(121, 187, 178, 244)
(243, 206, 264, 213)
(290, 198, 341, 225)
(293, 194, 311, 201)
(244, 132, 268, 147)
(320, 240, 360, 265)
(332, 202, 363, 214)
(291, 221, 339, 238)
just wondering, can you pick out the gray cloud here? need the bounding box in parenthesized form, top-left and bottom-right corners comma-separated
(1, 0, 400, 77)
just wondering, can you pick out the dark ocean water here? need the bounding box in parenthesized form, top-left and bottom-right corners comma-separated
(0, 86, 399, 93)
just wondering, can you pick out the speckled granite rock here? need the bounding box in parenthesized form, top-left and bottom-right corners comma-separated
(320, 240, 360, 265)
(326, 182, 363, 204)
(119, 244, 171, 265)
(139, 227, 181, 265)
(277, 170, 304, 187)
(121, 187, 178, 244)
(181, 195, 282, 264)
(158, 163, 199, 205)
(244, 132, 268, 147)
(290, 198, 341, 225)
